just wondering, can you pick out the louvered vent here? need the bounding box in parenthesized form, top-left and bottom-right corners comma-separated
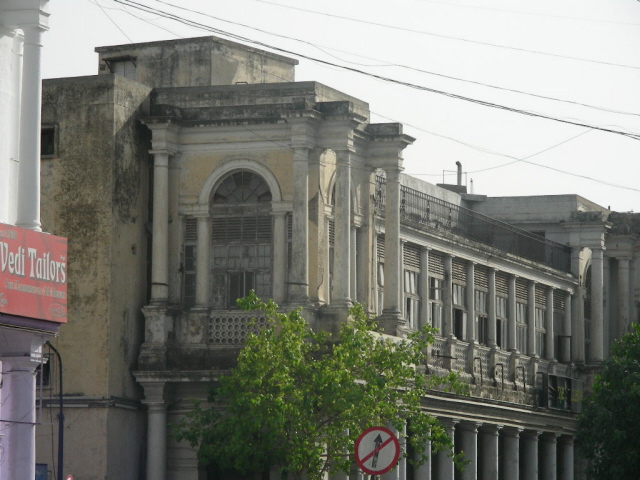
(554, 291, 565, 311)
(377, 235, 385, 261)
(516, 278, 528, 302)
(185, 217, 198, 242)
(211, 216, 272, 243)
(452, 258, 466, 283)
(495, 272, 509, 296)
(403, 244, 420, 270)
(474, 264, 489, 290)
(535, 284, 547, 307)
(429, 251, 444, 276)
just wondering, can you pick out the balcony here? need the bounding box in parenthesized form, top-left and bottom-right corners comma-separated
(374, 176, 571, 272)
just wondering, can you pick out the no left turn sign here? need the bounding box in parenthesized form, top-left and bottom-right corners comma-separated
(354, 426, 400, 475)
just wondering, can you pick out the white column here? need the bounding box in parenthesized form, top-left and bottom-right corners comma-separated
(443, 255, 453, 338)
(272, 208, 288, 304)
(0, 357, 40, 480)
(528, 281, 537, 356)
(488, 268, 497, 348)
(151, 151, 170, 303)
(459, 423, 479, 480)
(290, 147, 310, 303)
(333, 151, 352, 306)
(559, 436, 574, 480)
(16, 26, 45, 231)
(436, 419, 457, 480)
(508, 275, 517, 351)
(563, 291, 573, 363)
(521, 431, 540, 480)
(466, 262, 476, 342)
(143, 383, 167, 480)
(382, 167, 402, 318)
(603, 258, 611, 357)
(419, 248, 430, 330)
(381, 424, 401, 480)
(480, 425, 500, 480)
(502, 427, 521, 480)
(413, 433, 431, 480)
(195, 215, 210, 307)
(351, 225, 358, 302)
(591, 248, 604, 361)
(540, 434, 558, 480)
(618, 256, 631, 338)
(546, 287, 555, 360)
(571, 248, 585, 363)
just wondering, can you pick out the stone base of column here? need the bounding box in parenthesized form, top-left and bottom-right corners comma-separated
(378, 311, 407, 337)
(319, 304, 352, 335)
(138, 343, 169, 370)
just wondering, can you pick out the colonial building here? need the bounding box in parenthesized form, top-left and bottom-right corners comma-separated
(38, 35, 639, 480)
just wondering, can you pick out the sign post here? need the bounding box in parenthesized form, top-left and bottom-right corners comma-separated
(354, 426, 400, 476)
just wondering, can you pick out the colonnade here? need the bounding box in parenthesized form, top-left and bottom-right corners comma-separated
(374, 420, 575, 480)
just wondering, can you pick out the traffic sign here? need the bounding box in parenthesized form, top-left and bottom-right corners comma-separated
(354, 426, 400, 475)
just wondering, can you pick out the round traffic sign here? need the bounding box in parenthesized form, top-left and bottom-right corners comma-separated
(354, 426, 400, 475)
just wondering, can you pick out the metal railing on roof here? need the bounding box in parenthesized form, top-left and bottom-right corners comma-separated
(374, 176, 571, 272)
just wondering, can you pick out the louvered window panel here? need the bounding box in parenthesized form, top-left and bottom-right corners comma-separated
(377, 235, 385, 262)
(496, 271, 509, 296)
(185, 217, 198, 242)
(516, 278, 528, 303)
(535, 284, 547, 307)
(554, 292, 565, 311)
(403, 244, 420, 270)
(474, 264, 489, 290)
(452, 258, 466, 284)
(428, 251, 444, 276)
(211, 216, 272, 244)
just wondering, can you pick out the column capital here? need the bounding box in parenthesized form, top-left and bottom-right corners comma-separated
(140, 380, 167, 405)
(502, 426, 523, 438)
(1, 356, 41, 373)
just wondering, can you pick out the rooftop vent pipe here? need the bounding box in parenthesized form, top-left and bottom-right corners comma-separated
(456, 161, 462, 186)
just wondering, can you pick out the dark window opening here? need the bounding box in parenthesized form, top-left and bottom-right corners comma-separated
(454, 308, 464, 339)
(41, 127, 55, 156)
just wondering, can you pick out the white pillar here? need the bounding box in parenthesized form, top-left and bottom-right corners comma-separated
(437, 419, 457, 480)
(419, 248, 430, 330)
(413, 433, 431, 480)
(559, 436, 574, 480)
(16, 26, 45, 231)
(195, 215, 210, 307)
(459, 422, 479, 480)
(540, 434, 558, 480)
(502, 427, 521, 480)
(546, 287, 555, 360)
(151, 151, 170, 303)
(466, 262, 476, 342)
(443, 255, 453, 338)
(563, 291, 573, 363)
(528, 281, 536, 356)
(333, 151, 352, 306)
(143, 383, 167, 480)
(591, 248, 604, 361)
(272, 208, 288, 304)
(382, 167, 402, 318)
(290, 147, 310, 303)
(520, 431, 540, 480)
(508, 275, 517, 351)
(488, 268, 497, 348)
(0, 357, 40, 480)
(351, 225, 358, 302)
(571, 248, 585, 363)
(618, 256, 631, 338)
(480, 425, 500, 480)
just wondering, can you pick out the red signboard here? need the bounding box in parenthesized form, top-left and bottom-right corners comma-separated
(0, 223, 67, 323)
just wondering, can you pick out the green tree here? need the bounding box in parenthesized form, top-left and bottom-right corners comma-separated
(174, 292, 467, 480)
(577, 323, 640, 478)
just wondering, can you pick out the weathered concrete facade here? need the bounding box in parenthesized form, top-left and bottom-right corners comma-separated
(38, 35, 639, 480)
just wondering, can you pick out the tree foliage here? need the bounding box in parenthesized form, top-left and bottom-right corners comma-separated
(577, 323, 640, 478)
(174, 292, 467, 480)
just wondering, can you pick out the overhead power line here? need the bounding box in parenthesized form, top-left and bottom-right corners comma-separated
(111, 0, 640, 142)
(153, 0, 639, 118)
(254, 0, 640, 71)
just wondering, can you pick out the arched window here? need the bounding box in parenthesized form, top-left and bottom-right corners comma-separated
(210, 171, 272, 308)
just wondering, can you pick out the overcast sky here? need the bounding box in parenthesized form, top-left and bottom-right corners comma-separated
(41, 0, 640, 212)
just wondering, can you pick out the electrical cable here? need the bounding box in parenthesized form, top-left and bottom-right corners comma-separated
(110, 0, 640, 142)
(147, 0, 640, 118)
(253, 0, 640, 71)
